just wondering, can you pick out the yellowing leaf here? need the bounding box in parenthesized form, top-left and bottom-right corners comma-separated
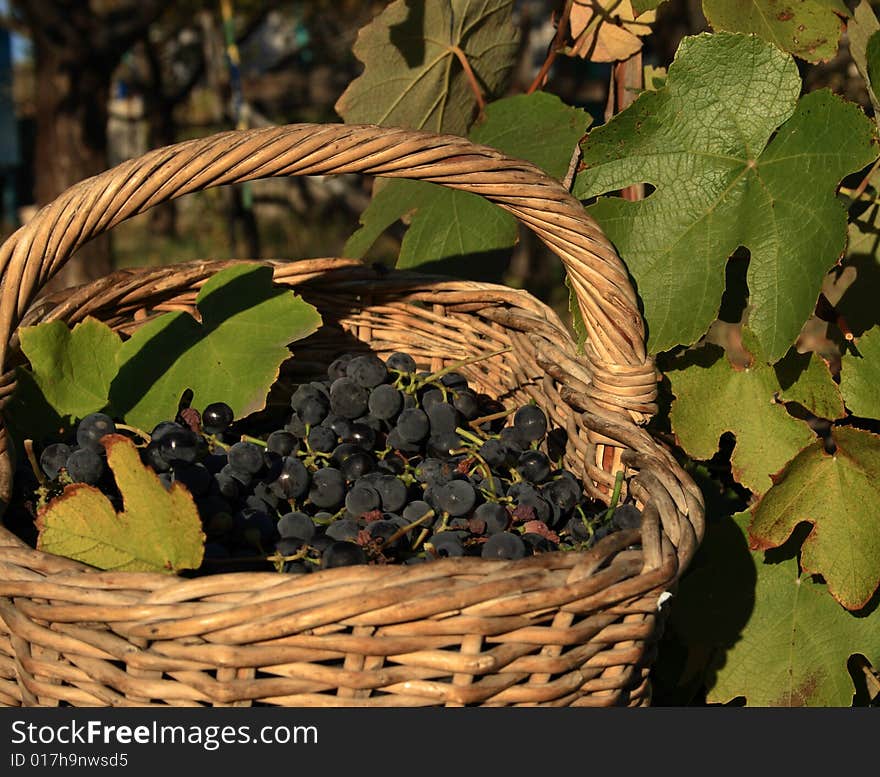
(36, 435, 205, 573)
(749, 427, 880, 611)
(568, 0, 655, 62)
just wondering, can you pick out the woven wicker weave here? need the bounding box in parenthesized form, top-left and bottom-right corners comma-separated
(0, 123, 704, 707)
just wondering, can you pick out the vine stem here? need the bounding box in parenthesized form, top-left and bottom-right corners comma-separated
(449, 44, 485, 118)
(527, 0, 575, 94)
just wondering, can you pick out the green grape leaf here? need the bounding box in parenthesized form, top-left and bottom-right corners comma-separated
(702, 0, 848, 63)
(840, 327, 880, 418)
(706, 514, 880, 706)
(749, 427, 880, 611)
(334, 0, 520, 136)
(36, 435, 204, 573)
(345, 93, 591, 272)
(18, 317, 122, 420)
(109, 264, 321, 430)
(668, 334, 842, 494)
(775, 348, 845, 421)
(848, 1, 880, 114)
(574, 32, 879, 361)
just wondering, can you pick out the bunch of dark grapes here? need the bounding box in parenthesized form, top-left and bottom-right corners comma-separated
(26, 350, 642, 574)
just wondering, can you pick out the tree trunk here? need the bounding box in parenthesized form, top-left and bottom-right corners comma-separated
(33, 43, 114, 295)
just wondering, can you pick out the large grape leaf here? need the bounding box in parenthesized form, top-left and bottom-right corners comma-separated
(574, 32, 879, 361)
(18, 317, 121, 420)
(36, 435, 204, 573)
(840, 326, 880, 418)
(344, 93, 591, 269)
(702, 0, 848, 63)
(668, 335, 843, 494)
(109, 263, 321, 430)
(705, 514, 880, 706)
(334, 0, 519, 136)
(749, 427, 880, 610)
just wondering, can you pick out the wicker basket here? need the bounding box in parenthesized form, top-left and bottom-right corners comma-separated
(0, 123, 704, 707)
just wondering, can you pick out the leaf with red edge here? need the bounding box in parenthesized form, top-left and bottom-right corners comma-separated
(749, 427, 880, 610)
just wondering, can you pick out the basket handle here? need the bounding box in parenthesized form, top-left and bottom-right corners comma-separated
(0, 123, 656, 412)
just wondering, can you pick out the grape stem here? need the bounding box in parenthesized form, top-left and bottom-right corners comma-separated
(115, 423, 152, 444)
(23, 439, 46, 486)
(467, 405, 516, 430)
(380, 507, 435, 550)
(604, 470, 626, 523)
(239, 434, 268, 448)
(408, 346, 512, 393)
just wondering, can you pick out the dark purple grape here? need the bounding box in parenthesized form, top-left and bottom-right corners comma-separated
(285, 412, 308, 437)
(386, 352, 417, 373)
(267, 430, 296, 457)
(308, 467, 345, 509)
(326, 518, 359, 542)
(427, 402, 458, 434)
(345, 482, 381, 517)
(66, 447, 103, 484)
(277, 512, 315, 542)
(543, 476, 581, 513)
(482, 532, 526, 560)
(40, 443, 71, 480)
(172, 462, 212, 496)
(402, 500, 434, 525)
(76, 412, 116, 452)
(434, 479, 476, 517)
(339, 450, 376, 481)
(271, 456, 310, 500)
(345, 423, 377, 450)
(327, 353, 354, 382)
(374, 475, 407, 513)
(439, 372, 468, 390)
(396, 409, 430, 443)
(612, 503, 643, 531)
(329, 377, 369, 419)
(513, 404, 548, 443)
(298, 396, 330, 425)
(307, 425, 337, 453)
(516, 450, 551, 484)
(429, 531, 465, 558)
(158, 428, 200, 465)
(368, 384, 403, 420)
(478, 439, 508, 469)
(474, 502, 509, 534)
(346, 354, 388, 388)
(452, 389, 480, 420)
(227, 441, 264, 474)
(322, 541, 367, 568)
(202, 402, 234, 434)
